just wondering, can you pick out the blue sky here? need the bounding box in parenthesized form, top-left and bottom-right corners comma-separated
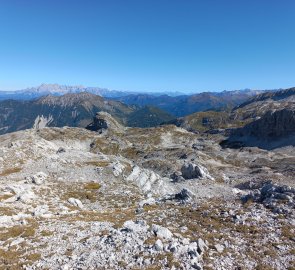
(0, 0, 295, 92)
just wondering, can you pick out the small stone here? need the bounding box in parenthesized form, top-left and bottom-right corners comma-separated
(57, 147, 66, 154)
(197, 238, 208, 254)
(153, 239, 163, 251)
(139, 197, 156, 208)
(29, 172, 48, 185)
(214, 244, 224, 253)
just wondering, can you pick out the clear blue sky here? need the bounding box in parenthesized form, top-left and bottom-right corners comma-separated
(0, 0, 295, 92)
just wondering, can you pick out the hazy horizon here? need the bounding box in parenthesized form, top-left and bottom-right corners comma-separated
(0, 82, 290, 95)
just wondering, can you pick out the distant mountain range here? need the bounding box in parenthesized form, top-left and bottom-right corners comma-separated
(112, 89, 264, 117)
(0, 84, 132, 100)
(0, 83, 292, 137)
(0, 92, 174, 134)
(0, 84, 271, 117)
(0, 84, 185, 100)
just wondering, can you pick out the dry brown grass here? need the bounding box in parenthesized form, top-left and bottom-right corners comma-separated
(84, 182, 101, 190)
(0, 167, 22, 177)
(40, 230, 54, 237)
(0, 194, 14, 202)
(84, 161, 109, 167)
(62, 182, 102, 203)
(0, 248, 23, 269)
(0, 206, 17, 216)
(281, 225, 294, 240)
(0, 224, 37, 241)
(62, 207, 136, 228)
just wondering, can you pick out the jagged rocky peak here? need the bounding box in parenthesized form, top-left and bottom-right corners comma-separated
(36, 92, 104, 106)
(27, 83, 86, 94)
(86, 111, 125, 133)
(236, 87, 295, 109)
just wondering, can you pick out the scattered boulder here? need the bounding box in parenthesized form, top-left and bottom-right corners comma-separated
(197, 238, 208, 254)
(28, 172, 48, 185)
(170, 171, 185, 182)
(174, 189, 194, 203)
(56, 147, 66, 154)
(17, 190, 36, 203)
(214, 244, 225, 253)
(151, 224, 173, 240)
(181, 163, 213, 180)
(138, 197, 156, 208)
(241, 181, 295, 213)
(123, 220, 149, 234)
(112, 162, 125, 177)
(126, 166, 165, 194)
(153, 239, 163, 251)
(68, 198, 83, 209)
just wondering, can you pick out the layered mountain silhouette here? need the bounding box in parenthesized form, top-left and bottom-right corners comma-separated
(0, 92, 174, 134)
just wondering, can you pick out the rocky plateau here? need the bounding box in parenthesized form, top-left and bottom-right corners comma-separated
(0, 109, 294, 270)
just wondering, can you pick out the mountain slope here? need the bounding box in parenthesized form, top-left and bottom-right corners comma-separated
(168, 87, 295, 135)
(0, 93, 178, 134)
(127, 106, 175, 128)
(0, 92, 134, 134)
(113, 89, 263, 117)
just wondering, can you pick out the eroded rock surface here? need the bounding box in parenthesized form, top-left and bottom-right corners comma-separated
(0, 119, 294, 269)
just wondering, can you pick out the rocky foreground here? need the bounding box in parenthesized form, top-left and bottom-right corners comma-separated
(0, 113, 294, 269)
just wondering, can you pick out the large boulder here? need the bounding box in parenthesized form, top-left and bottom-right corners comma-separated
(151, 224, 173, 240)
(181, 163, 213, 180)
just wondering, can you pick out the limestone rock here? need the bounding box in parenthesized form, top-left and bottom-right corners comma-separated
(151, 224, 173, 240)
(68, 198, 83, 209)
(29, 172, 48, 185)
(174, 188, 194, 203)
(181, 163, 213, 180)
(153, 239, 163, 251)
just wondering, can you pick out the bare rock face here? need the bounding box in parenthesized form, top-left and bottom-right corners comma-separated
(235, 109, 295, 139)
(223, 109, 295, 149)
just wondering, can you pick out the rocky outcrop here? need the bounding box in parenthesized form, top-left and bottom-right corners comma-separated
(126, 166, 172, 195)
(241, 181, 295, 214)
(33, 115, 54, 129)
(222, 109, 295, 149)
(234, 109, 295, 139)
(86, 112, 125, 133)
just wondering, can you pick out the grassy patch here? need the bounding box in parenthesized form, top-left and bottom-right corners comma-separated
(0, 167, 22, 177)
(84, 182, 101, 190)
(0, 248, 23, 269)
(0, 224, 36, 241)
(84, 161, 109, 167)
(281, 225, 294, 240)
(40, 230, 54, 237)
